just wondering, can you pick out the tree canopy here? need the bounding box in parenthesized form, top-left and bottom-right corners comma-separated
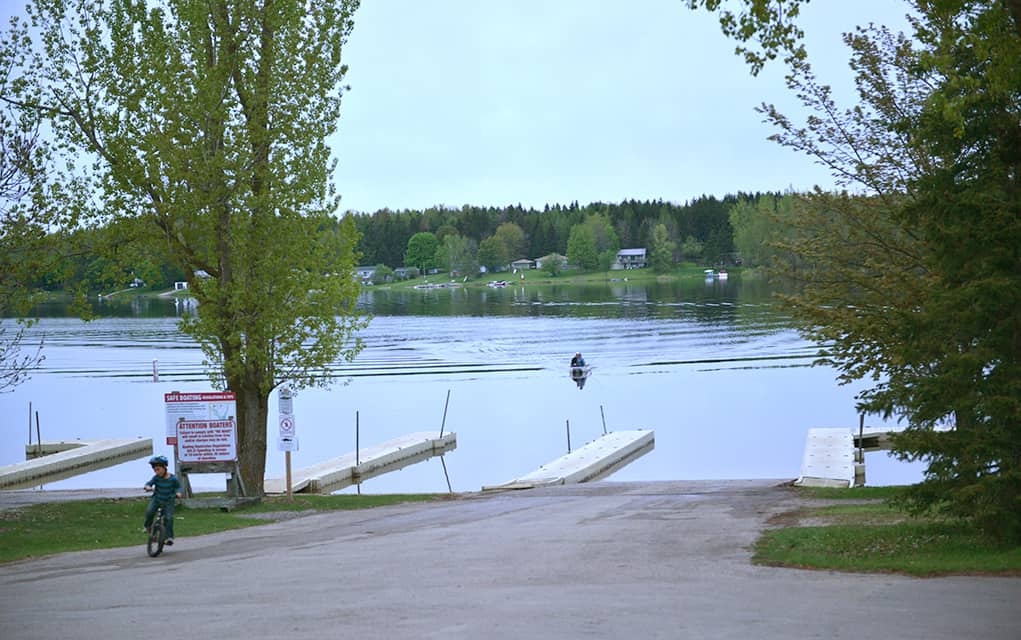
(1, 0, 367, 494)
(703, 1, 1021, 539)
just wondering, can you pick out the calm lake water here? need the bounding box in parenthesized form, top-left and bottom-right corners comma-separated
(0, 278, 923, 492)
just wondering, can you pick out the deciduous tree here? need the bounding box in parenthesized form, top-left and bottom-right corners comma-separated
(2, 0, 367, 494)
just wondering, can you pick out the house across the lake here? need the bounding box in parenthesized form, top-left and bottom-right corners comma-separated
(355, 266, 376, 282)
(510, 258, 535, 271)
(615, 248, 648, 269)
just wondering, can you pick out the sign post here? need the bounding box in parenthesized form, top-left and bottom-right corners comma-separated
(278, 387, 297, 500)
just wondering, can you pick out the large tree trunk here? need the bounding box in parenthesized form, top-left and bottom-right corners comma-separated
(233, 376, 270, 496)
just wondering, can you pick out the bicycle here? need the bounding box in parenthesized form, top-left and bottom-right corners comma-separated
(146, 500, 172, 557)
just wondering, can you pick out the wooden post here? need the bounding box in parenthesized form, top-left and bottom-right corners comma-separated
(600, 405, 607, 435)
(356, 411, 361, 495)
(285, 450, 292, 501)
(35, 411, 41, 458)
(439, 389, 451, 437)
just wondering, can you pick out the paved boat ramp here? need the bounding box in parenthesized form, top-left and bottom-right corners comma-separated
(483, 429, 655, 491)
(0, 439, 154, 490)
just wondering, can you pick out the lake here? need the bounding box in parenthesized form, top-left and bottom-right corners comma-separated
(0, 277, 924, 492)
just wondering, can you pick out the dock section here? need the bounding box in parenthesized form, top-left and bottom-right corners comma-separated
(483, 429, 654, 491)
(264, 431, 457, 495)
(0, 438, 154, 490)
(795, 428, 859, 488)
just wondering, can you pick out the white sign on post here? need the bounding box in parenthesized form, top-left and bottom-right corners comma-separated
(277, 387, 298, 452)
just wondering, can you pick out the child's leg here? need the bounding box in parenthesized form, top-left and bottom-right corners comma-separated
(163, 500, 175, 538)
(143, 497, 158, 529)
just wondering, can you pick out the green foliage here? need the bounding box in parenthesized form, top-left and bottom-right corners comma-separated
(3, 0, 366, 495)
(728, 194, 795, 268)
(649, 223, 676, 273)
(720, 3, 1021, 539)
(542, 252, 565, 277)
(436, 233, 478, 277)
(477, 235, 509, 271)
(686, 0, 809, 75)
(566, 224, 598, 271)
(493, 222, 526, 260)
(678, 235, 704, 263)
(370, 264, 394, 285)
(404, 231, 439, 272)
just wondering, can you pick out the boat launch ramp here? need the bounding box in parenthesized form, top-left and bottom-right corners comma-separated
(483, 429, 654, 491)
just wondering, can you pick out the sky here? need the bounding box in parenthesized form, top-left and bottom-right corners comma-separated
(0, 0, 914, 215)
(330, 0, 913, 214)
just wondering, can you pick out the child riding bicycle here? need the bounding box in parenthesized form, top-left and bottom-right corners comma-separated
(143, 455, 182, 545)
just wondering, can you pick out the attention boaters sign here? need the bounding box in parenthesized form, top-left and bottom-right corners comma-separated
(164, 391, 238, 463)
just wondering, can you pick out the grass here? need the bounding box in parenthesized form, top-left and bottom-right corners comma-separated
(754, 486, 1021, 576)
(378, 263, 721, 290)
(0, 493, 446, 564)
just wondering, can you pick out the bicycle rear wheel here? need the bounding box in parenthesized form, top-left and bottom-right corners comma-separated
(147, 511, 165, 557)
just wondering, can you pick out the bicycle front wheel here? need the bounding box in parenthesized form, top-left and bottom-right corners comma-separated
(147, 518, 165, 557)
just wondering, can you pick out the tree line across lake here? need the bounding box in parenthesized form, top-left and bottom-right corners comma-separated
(26, 193, 778, 294)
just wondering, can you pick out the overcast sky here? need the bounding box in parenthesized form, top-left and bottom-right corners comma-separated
(331, 0, 913, 214)
(2, 1, 913, 214)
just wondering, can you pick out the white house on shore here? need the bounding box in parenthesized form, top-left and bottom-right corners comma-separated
(615, 248, 648, 269)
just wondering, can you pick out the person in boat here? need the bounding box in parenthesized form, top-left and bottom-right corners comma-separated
(570, 353, 587, 389)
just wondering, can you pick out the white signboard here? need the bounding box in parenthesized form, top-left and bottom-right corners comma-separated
(164, 391, 237, 446)
(278, 435, 298, 452)
(177, 418, 238, 463)
(277, 387, 298, 452)
(279, 415, 296, 437)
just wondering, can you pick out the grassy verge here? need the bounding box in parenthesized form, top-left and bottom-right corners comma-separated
(0, 493, 446, 564)
(378, 263, 721, 290)
(755, 487, 1021, 576)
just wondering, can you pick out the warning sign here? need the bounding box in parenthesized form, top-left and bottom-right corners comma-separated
(164, 391, 236, 445)
(177, 418, 238, 463)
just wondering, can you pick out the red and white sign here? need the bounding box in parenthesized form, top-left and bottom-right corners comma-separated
(176, 418, 238, 463)
(164, 391, 237, 446)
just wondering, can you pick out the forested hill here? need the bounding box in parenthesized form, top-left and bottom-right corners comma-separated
(346, 194, 765, 268)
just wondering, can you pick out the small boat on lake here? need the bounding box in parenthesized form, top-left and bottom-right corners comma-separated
(569, 365, 592, 389)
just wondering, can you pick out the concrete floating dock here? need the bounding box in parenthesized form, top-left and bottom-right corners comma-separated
(796, 424, 955, 488)
(0, 439, 154, 490)
(795, 428, 860, 488)
(483, 429, 655, 491)
(264, 431, 457, 495)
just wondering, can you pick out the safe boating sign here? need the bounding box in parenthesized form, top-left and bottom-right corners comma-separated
(277, 387, 298, 452)
(164, 391, 238, 462)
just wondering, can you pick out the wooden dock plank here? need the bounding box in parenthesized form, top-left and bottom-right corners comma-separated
(264, 432, 457, 495)
(0, 439, 154, 489)
(483, 430, 655, 491)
